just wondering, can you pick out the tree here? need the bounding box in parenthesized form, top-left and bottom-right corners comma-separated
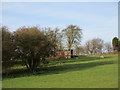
(57, 32, 64, 51)
(14, 26, 56, 71)
(62, 25, 82, 51)
(85, 38, 104, 55)
(2, 26, 14, 74)
(112, 37, 119, 51)
(118, 41, 120, 52)
(74, 45, 85, 55)
(44, 27, 64, 51)
(85, 40, 93, 55)
(104, 42, 112, 52)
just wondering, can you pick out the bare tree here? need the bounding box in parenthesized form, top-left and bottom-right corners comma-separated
(85, 40, 93, 55)
(75, 45, 86, 55)
(44, 27, 64, 51)
(85, 38, 104, 55)
(104, 42, 112, 52)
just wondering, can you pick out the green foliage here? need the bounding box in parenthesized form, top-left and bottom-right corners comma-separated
(118, 41, 120, 51)
(112, 37, 120, 52)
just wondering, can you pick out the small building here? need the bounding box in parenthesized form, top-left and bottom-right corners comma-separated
(55, 50, 73, 59)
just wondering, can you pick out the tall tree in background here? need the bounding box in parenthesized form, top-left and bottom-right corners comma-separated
(44, 27, 64, 51)
(112, 37, 119, 51)
(62, 25, 82, 51)
(57, 32, 64, 51)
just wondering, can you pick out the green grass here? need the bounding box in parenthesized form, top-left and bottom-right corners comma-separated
(2, 54, 118, 88)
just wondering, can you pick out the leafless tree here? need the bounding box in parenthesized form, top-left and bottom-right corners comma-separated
(104, 42, 112, 52)
(77, 46, 86, 55)
(85, 38, 104, 55)
(44, 27, 64, 51)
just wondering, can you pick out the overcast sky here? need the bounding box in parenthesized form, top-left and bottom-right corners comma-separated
(2, 2, 118, 44)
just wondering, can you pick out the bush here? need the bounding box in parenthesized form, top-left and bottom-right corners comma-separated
(2, 26, 14, 74)
(13, 26, 56, 72)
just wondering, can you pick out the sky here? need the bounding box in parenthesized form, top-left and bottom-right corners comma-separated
(1, 2, 118, 44)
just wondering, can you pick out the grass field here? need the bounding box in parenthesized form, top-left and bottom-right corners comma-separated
(2, 54, 118, 88)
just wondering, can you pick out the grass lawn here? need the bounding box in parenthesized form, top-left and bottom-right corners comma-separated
(2, 54, 118, 88)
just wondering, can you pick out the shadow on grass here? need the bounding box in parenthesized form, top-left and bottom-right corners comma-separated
(3, 58, 116, 79)
(50, 55, 112, 64)
(36, 60, 116, 75)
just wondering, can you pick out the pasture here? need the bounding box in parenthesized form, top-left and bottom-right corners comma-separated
(2, 54, 118, 88)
